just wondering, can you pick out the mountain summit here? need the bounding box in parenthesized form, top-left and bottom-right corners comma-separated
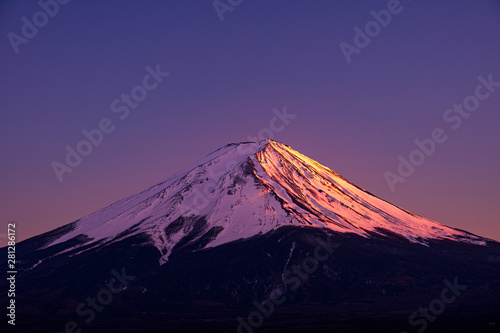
(42, 139, 485, 265)
(5, 140, 500, 333)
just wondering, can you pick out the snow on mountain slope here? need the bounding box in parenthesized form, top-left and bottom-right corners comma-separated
(44, 139, 486, 264)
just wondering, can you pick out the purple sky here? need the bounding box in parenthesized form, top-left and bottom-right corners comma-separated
(1, 0, 499, 243)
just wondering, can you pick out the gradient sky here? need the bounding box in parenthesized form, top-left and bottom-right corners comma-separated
(1, 0, 499, 244)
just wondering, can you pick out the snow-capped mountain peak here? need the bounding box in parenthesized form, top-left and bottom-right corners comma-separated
(44, 139, 486, 263)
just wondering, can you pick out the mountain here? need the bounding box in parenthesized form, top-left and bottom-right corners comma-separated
(28, 139, 488, 261)
(2, 139, 499, 333)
